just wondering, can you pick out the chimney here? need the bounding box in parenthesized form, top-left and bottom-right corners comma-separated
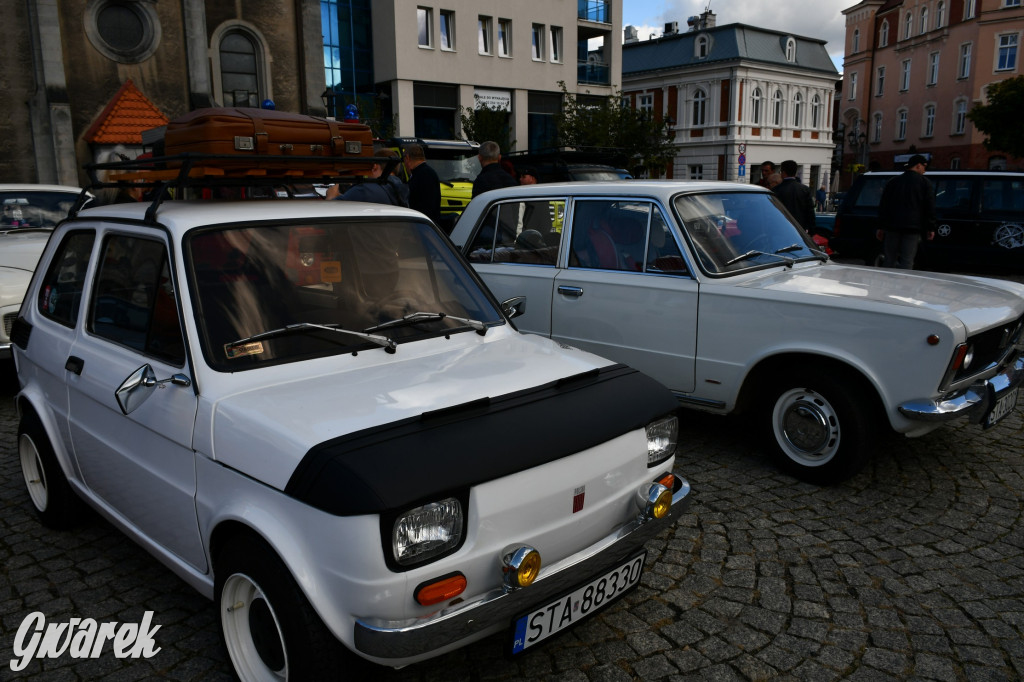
(624, 25, 639, 43)
(701, 10, 716, 29)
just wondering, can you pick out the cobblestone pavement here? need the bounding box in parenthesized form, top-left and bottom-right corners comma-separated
(1, 328, 1023, 679)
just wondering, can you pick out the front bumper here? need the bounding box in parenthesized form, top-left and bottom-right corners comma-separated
(353, 477, 691, 660)
(898, 355, 1024, 423)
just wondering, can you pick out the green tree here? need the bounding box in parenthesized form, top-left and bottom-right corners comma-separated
(967, 76, 1024, 159)
(553, 82, 675, 177)
(459, 99, 514, 152)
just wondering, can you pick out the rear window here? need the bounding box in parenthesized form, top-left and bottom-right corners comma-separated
(850, 177, 891, 209)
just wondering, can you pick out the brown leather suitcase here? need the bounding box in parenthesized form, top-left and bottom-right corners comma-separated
(163, 108, 374, 164)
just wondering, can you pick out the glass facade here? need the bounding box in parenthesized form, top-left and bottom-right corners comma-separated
(321, 0, 375, 117)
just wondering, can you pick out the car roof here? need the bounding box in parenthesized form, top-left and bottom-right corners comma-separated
(0, 184, 84, 194)
(71, 199, 430, 239)
(466, 179, 768, 197)
(860, 170, 1024, 177)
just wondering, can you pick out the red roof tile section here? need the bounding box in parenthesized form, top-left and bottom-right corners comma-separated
(84, 79, 169, 144)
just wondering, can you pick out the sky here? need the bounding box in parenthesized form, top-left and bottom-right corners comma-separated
(622, 0, 852, 73)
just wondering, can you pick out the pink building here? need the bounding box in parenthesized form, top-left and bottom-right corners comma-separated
(841, 0, 1023, 183)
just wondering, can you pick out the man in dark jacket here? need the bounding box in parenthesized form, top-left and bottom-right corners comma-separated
(403, 143, 441, 223)
(472, 141, 517, 197)
(772, 160, 816, 232)
(876, 154, 935, 269)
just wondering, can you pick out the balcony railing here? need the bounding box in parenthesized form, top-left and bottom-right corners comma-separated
(578, 60, 610, 85)
(578, 0, 610, 23)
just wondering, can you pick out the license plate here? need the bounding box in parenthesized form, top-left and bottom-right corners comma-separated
(510, 553, 645, 654)
(985, 386, 1019, 428)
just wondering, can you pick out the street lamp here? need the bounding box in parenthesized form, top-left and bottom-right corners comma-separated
(846, 121, 868, 169)
(320, 88, 337, 119)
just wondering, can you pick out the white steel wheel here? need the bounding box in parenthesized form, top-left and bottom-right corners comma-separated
(220, 573, 289, 681)
(771, 387, 841, 468)
(19, 433, 50, 513)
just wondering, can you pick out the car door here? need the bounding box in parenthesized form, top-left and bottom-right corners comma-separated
(551, 199, 698, 394)
(926, 175, 978, 268)
(462, 196, 566, 335)
(65, 228, 205, 570)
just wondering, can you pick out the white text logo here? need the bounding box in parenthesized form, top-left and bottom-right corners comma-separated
(10, 611, 161, 672)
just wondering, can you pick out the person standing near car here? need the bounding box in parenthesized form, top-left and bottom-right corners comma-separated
(472, 141, 517, 197)
(772, 160, 816, 232)
(403, 143, 442, 224)
(876, 154, 935, 269)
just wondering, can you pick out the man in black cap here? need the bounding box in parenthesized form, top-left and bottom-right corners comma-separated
(876, 154, 935, 269)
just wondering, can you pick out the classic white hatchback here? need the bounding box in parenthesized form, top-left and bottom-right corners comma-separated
(449, 181, 1024, 484)
(12, 197, 689, 679)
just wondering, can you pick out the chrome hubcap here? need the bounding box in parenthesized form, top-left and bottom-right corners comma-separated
(773, 388, 840, 467)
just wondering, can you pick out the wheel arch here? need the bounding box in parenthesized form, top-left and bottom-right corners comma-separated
(15, 393, 79, 480)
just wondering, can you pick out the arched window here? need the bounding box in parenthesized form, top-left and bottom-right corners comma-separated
(920, 7, 929, 34)
(953, 97, 968, 134)
(696, 35, 709, 58)
(896, 108, 908, 140)
(811, 94, 822, 128)
(220, 31, 260, 107)
(793, 92, 803, 127)
(936, 1, 945, 28)
(692, 89, 707, 126)
(772, 89, 783, 126)
(853, 29, 860, 53)
(924, 104, 936, 137)
(785, 38, 796, 62)
(873, 112, 883, 142)
(880, 20, 889, 47)
(751, 87, 763, 124)
(904, 11, 913, 39)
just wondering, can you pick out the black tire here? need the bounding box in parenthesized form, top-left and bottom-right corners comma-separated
(215, 534, 358, 681)
(18, 410, 81, 529)
(762, 368, 876, 485)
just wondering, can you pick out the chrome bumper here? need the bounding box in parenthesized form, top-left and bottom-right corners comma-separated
(353, 478, 691, 660)
(898, 355, 1024, 423)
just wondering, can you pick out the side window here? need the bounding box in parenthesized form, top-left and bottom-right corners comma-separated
(646, 207, 689, 275)
(852, 178, 888, 208)
(466, 200, 563, 266)
(572, 200, 672, 272)
(89, 235, 185, 365)
(980, 179, 1024, 214)
(37, 230, 96, 328)
(933, 178, 974, 213)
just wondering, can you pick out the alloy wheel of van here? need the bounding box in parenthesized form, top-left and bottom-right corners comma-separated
(18, 412, 80, 528)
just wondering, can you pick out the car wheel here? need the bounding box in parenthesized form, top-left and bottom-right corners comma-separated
(18, 411, 80, 528)
(764, 370, 874, 485)
(215, 535, 356, 681)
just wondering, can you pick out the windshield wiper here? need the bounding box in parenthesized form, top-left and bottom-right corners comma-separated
(226, 322, 396, 354)
(774, 244, 804, 254)
(364, 311, 488, 335)
(725, 250, 795, 268)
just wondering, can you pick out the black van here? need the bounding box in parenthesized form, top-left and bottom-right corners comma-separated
(830, 170, 1024, 271)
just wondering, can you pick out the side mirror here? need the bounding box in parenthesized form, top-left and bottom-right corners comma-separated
(116, 364, 191, 415)
(501, 296, 527, 320)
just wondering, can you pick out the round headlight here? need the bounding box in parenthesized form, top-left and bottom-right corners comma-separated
(502, 545, 542, 590)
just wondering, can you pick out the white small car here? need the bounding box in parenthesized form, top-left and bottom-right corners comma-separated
(0, 184, 85, 358)
(449, 181, 1024, 484)
(13, 196, 689, 679)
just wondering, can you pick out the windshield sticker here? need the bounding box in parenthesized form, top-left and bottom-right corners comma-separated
(321, 260, 342, 283)
(225, 341, 264, 359)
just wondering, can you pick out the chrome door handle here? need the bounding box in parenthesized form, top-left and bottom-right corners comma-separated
(557, 286, 584, 297)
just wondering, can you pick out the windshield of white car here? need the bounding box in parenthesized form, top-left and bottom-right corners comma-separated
(674, 191, 821, 275)
(187, 218, 503, 371)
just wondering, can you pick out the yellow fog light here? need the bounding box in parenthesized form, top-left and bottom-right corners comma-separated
(502, 545, 542, 590)
(636, 483, 672, 520)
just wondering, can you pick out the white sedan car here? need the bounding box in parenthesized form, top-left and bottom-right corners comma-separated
(450, 181, 1024, 484)
(13, 196, 688, 679)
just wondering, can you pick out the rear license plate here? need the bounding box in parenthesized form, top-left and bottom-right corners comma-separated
(985, 386, 1019, 428)
(510, 552, 645, 654)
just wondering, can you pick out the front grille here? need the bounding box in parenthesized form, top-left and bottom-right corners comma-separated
(955, 314, 1024, 383)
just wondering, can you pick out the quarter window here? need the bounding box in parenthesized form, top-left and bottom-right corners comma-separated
(38, 231, 96, 328)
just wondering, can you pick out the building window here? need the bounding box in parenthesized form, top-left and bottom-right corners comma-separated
(873, 112, 883, 142)
(478, 16, 492, 55)
(848, 72, 857, 100)
(793, 92, 803, 127)
(880, 20, 889, 47)
(951, 156, 961, 169)
(897, 109, 908, 140)
(954, 98, 968, 133)
(751, 87, 763, 124)
(920, 7, 929, 34)
(959, 43, 972, 78)
(936, 1, 945, 28)
(692, 89, 707, 126)
(531, 23, 544, 60)
(86, 0, 162, 63)
(924, 104, 936, 136)
(1006, 0, 1022, 6)
(689, 165, 704, 180)
(928, 52, 940, 84)
(876, 66, 886, 95)
(638, 93, 653, 113)
(904, 11, 913, 39)
(696, 35, 709, 58)
(997, 34, 1019, 71)
(965, 0, 976, 19)
(413, 82, 457, 138)
(417, 7, 432, 48)
(811, 94, 821, 127)
(785, 38, 796, 62)
(772, 89, 783, 124)
(990, 156, 1007, 170)
(853, 29, 860, 53)
(220, 31, 261, 106)
(900, 59, 911, 90)
(440, 10, 455, 50)
(498, 19, 511, 57)
(550, 26, 562, 62)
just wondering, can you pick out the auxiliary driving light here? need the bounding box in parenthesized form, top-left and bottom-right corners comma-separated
(636, 483, 673, 520)
(501, 545, 542, 590)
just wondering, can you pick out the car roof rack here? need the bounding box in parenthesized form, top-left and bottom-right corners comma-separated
(76, 152, 398, 223)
